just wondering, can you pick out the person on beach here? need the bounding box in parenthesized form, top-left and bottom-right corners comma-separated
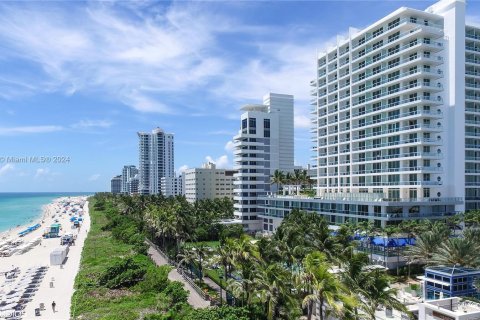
(52, 301, 56, 312)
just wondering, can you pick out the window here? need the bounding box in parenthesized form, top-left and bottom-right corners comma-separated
(388, 18, 400, 30)
(249, 117, 256, 128)
(242, 119, 247, 129)
(263, 119, 270, 129)
(373, 27, 383, 38)
(373, 40, 383, 50)
(423, 188, 430, 198)
(409, 189, 417, 199)
(388, 45, 399, 55)
(388, 32, 400, 43)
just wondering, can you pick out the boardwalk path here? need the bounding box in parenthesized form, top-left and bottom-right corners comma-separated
(147, 244, 210, 308)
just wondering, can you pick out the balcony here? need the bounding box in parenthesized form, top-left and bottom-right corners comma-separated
(352, 180, 441, 186)
(466, 95, 480, 101)
(351, 166, 442, 175)
(351, 96, 443, 118)
(352, 110, 442, 129)
(352, 83, 442, 106)
(351, 137, 442, 152)
(352, 37, 443, 62)
(351, 18, 443, 50)
(352, 151, 443, 163)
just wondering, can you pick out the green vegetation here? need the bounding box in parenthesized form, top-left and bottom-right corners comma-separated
(271, 168, 314, 194)
(71, 198, 190, 320)
(79, 193, 480, 320)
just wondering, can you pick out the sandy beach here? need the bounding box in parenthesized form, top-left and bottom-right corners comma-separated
(0, 196, 90, 320)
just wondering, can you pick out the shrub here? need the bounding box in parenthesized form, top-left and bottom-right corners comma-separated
(163, 281, 189, 305)
(183, 306, 250, 320)
(99, 255, 150, 288)
(137, 265, 171, 293)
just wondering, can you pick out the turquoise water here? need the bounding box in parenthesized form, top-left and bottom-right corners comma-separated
(0, 192, 93, 232)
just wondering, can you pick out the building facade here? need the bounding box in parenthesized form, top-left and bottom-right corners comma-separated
(183, 162, 236, 203)
(121, 165, 138, 194)
(232, 93, 294, 231)
(161, 176, 184, 197)
(126, 175, 139, 194)
(110, 175, 122, 194)
(260, 0, 479, 233)
(138, 127, 175, 195)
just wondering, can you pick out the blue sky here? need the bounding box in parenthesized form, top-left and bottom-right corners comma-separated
(0, 0, 479, 192)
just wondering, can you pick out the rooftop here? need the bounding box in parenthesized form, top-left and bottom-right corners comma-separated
(424, 297, 480, 316)
(426, 266, 480, 276)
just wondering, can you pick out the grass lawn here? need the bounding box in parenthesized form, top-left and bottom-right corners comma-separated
(205, 268, 227, 289)
(70, 199, 166, 320)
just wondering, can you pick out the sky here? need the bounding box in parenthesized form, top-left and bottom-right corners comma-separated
(0, 0, 479, 192)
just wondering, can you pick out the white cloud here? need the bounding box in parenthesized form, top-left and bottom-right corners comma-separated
(294, 114, 311, 129)
(0, 3, 231, 114)
(224, 140, 235, 153)
(208, 130, 236, 136)
(178, 165, 189, 173)
(0, 164, 14, 177)
(34, 168, 50, 179)
(71, 120, 113, 129)
(88, 173, 100, 181)
(0, 125, 63, 135)
(205, 155, 230, 169)
(467, 15, 480, 28)
(0, 2, 331, 124)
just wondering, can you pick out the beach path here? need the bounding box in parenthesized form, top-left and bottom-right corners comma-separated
(6, 198, 91, 320)
(147, 245, 210, 309)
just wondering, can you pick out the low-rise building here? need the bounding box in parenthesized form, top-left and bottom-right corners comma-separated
(422, 266, 480, 300)
(110, 175, 122, 194)
(160, 176, 183, 197)
(184, 162, 236, 203)
(418, 297, 480, 320)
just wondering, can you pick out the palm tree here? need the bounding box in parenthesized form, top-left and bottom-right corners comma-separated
(383, 225, 402, 275)
(464, 210, 480, 229)
(229, 235, 260, 306)
(358, 220, 375, 261)
(359, 270, 409, 320)
(301, 252, 356, 320)
(339, 252, 369, 318)
(271, 170, 285, 194)
(215, 239, 236, 305)
(192, 243, 211, 281)
(252, 262, 298, 320)
(284, 172, 293, 188)
(430, 238, 480, 267)
(178, 247, 196, 278)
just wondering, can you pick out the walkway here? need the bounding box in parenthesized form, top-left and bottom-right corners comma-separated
(147, 245, 210, 308)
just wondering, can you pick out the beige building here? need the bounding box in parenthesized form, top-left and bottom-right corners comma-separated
(183, 162, 236, 203)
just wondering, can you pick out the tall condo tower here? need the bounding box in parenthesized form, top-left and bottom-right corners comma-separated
(138, 127, 175, 195)
(233, 93, 294, 231)
(259, 0, 480, 234)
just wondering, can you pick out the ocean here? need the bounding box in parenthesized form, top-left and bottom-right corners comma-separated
(0, 192, 93, 232)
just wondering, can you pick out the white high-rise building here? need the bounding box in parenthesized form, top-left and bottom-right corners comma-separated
(161, 176, 184, 197)
(183, 162, 236, 203)
(121, 165, 138, 194)
(260, 0, 479, 233)
(233, 93, 294, 231)
(138, 127, 175, 195)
